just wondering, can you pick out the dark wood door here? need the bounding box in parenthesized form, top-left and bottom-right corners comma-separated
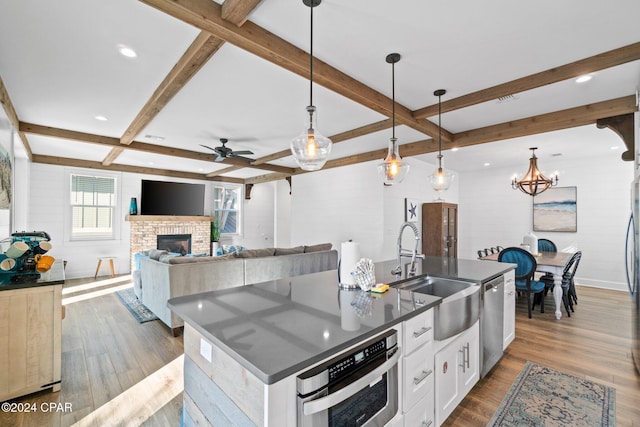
(422, 202, 458, 258)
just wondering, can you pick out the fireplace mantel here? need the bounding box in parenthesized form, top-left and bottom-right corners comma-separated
(126, 215, 215, 222)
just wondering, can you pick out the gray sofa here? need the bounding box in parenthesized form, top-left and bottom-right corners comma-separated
(139, 245, 338, 335)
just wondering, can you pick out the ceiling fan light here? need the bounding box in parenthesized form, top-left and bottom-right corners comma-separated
(378, 137, 409, 185)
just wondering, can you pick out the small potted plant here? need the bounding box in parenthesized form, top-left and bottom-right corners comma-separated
(210, 220, 221, 256)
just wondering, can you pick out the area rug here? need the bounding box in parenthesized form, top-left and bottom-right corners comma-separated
(487, 361, 615, 427)
(115, 287, 158, 323)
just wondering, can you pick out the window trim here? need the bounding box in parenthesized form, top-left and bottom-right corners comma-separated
(213, 183, 243, 236)
(65, 169, 121, 242)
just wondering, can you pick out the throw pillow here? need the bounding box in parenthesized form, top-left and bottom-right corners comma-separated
(148, 249, 169, 261)
(274, 246, 305, 255)
(304, 243, 332, 253)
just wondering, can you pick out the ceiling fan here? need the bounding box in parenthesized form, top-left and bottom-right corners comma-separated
(200, 138, 255, 162)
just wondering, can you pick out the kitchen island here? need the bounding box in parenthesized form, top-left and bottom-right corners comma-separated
(168, 257, 514, 426)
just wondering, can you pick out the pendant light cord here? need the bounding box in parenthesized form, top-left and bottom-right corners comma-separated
(391, 60, 396, 140)
(437, 92, 442, 168)
(309, 4, 314, 108)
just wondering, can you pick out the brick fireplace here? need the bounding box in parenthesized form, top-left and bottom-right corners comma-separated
(126, 215, 214, 270)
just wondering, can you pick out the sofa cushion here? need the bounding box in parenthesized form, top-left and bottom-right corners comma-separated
(167, 253, 236, 264)
(236, 248, 276, 258)
(274, 246, 305, 255)
(304, 243, 332, 253)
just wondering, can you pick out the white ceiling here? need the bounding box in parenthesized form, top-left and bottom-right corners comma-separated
(0, 0, 638, 178)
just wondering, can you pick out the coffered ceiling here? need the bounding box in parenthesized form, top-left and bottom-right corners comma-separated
(0, 0, 639, 184)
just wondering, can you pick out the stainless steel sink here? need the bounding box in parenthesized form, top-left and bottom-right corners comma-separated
(394, 276, 480, 340)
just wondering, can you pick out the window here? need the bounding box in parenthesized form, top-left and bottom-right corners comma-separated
(70, 174, 116, 239)
(213, 185, 241, 235)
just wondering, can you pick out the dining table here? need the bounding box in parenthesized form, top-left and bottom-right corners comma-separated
(482, 250, 574, 320)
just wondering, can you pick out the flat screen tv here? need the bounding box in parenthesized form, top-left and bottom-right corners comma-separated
(140, 180, 205, 216)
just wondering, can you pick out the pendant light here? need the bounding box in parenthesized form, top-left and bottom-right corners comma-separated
(377, 53, 409, 185)
(429, 89, 454, 195)
(511, 147, 558, 196)
(290, 0, 332, 171)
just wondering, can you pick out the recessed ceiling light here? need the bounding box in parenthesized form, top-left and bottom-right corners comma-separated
(575, 75, 592, 83)
(118, 44, 137, 58)
(483, 162, 491, 166)
(611, 146, 619, 150)
(94, 115, 108, 121)
(451, 147, 459, 152)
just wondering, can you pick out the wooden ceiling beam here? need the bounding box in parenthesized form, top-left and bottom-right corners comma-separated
(244, 96, 638, 184)
(221, 0, 262, 26)
(138, 0, 447, 141)
(20, 122, 296, 174)
(453, 95, 637, 147)
(206, 165, 243, 177)
(413, 42, 640, 119)
(0, 75, 33, 160)
(250, 119, 394, 166)
(32, 154, 244, 183)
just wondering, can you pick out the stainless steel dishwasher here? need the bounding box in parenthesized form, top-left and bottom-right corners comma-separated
(481, 274, 504, 377)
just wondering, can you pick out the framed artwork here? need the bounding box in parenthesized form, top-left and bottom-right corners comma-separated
(404, 198, 420, 223)
(533, 186, 577, 232)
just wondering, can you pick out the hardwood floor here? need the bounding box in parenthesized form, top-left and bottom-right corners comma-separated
(444, 285, 640, 427)
(1, 277, 638, 426)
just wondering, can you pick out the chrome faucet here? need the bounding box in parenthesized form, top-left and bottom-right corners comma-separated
(392, 221, 424, 276)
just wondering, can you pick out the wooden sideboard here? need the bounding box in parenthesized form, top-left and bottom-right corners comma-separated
(0, 263, 64, 401)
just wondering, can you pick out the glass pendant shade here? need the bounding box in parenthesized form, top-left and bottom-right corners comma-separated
(511, 147, 558, 196)
(429, 163, 454, 191)
(290, 106, 332, 171)
(378, 137, 409, 185)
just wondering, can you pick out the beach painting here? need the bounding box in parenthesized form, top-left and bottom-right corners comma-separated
(533, 186, 577, 232)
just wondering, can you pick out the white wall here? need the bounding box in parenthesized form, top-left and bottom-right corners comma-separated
(25, 163, 276, 279)
(288, 158, 458, 262)
(458, 153, 634, 291)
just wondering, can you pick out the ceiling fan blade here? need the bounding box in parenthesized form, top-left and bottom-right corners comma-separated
(232, 155, 255, 162)
(231, 150, 254, 155)
(200, 144, 217, 152)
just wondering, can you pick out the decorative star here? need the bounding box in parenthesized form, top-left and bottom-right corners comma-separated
(408, 203, 417, 219)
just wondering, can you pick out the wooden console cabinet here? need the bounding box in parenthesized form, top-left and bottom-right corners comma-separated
(422, 202, 458, 258)
(0, 269, 64, 402)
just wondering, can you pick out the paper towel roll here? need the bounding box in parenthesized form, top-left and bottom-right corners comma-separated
(339, 241, 360, 286)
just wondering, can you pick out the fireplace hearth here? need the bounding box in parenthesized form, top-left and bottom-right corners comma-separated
(157, 234, 192, 255)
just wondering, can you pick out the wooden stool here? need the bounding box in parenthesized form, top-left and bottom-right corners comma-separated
(95, 256, 116, 278)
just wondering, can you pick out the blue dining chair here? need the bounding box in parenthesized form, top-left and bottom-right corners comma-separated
(498, 247, 546, 318)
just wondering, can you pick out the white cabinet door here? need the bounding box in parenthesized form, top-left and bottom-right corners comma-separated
(503, 270, 516, 350)
(459, 322, 480, 397)
(434, 337, 461, 424)
(434, 321, 480, 426)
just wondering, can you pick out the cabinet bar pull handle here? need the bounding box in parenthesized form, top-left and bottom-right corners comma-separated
(464, 343, 470, 369)
(459, 348, 466, 373)
(413, 369, 433, 385)
(422, 421, 433, 427)
(413, 326, 432, 338)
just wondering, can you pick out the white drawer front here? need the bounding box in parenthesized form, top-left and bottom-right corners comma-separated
(403, 309, 434, 355)
(404, 393, 435, 427)
(403, 341, 434, 413)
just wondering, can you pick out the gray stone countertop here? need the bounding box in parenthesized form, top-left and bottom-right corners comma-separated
(167, 257, 513, 385)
